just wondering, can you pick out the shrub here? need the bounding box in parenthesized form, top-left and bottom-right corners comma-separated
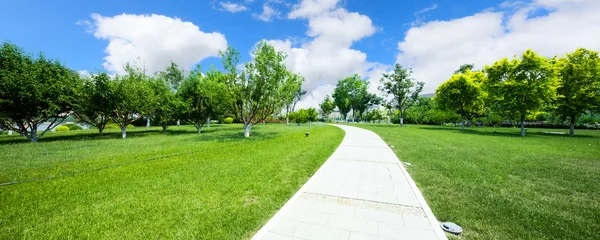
(64, 124, 82, 131)
(55, 126, 70, 132)
(224, 117, 234, 124)
(105, 123, 119, 129)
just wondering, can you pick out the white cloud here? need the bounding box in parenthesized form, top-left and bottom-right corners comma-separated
(85, 13, 228, 74)
(414, 4, 438, 15)
(77, 70, 90, 77)
(397, 0, 600, 93)
(253, 4, 281, 22)
(264, 0, 387, 108)
(219, 1, 250, 13)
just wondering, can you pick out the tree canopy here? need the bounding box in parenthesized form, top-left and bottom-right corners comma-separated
(435, 70, 486, 129)
(379, 63, 424, 126)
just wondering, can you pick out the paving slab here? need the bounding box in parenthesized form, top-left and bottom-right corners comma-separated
(252, 124, 448, 240)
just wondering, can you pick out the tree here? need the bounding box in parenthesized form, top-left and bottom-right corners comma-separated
(306, 108, 318, 125)
(455, 64, 474, 74)
(282, 74, 304, 124)
(220, 41, 299, 137)
(74, 72, 115, 136)
(159, 61, 185, 91)
(435, 70, 486, 130)
(318, 95, 335, 119)
(0, 42, 81, 142)
(357, 93, 383, 121)
(110, 64, 153, 139)
(554, 48, 600, 136)
(333, 74, 368, 121)
(149, 76, 181, 132)
(379, 64, 424, 126)
(289, 109, 309, 125)
(177, 65, 213, 134)
(405, 97, 433, 124)
(484, 50, 556, 136)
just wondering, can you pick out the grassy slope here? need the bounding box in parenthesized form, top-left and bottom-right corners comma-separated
(0, 124, 344, 239)
(351, 124, 599, 240)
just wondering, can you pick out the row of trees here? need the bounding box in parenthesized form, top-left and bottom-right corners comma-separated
(0, 41, 305, 142)
(319, 48, 600, 137)
(436, 49, 600, 136)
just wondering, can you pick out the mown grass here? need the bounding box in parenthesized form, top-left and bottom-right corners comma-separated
(350, 124, 599, 240)
(0, 123, 344, 239)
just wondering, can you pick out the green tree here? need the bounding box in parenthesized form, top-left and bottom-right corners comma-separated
(282, 74, 304, 124)
(333, 74, 368, 121)
(554, 48, 600, 136)
(357, 93, 383, 121)
(306, 108, 318, 125)
(177, 65, 213, 134)
(455, 64, 474, 74)
(0, 42, 81, 142)
(159, 61, 185, 91)
(220, 41, 299, 137)
(318, 95, 335, 119)
(435, 70, 486, 130)
(74, 72, 115, 136)
(379, 64, 424, 126)
(149, 76, 181, 132)
(405, 97, 433, 124)
(484, 49, 556, 136)
(289, 109, 309, 125)
(110, 64, 153, 139)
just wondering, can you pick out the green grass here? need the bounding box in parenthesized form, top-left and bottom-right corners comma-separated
(349, 124, 600, 240)
(0, 123, 344, 239)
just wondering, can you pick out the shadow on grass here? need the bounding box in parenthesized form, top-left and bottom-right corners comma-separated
(0, 125, 264, 145)
(415, 125, 598, 139)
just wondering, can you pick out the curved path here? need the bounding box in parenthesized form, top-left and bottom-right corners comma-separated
(252, 124, 447, 240)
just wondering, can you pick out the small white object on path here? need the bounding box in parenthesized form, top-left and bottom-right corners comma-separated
(252, 124, 448, 240)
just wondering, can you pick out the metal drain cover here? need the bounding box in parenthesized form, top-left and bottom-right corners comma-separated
(441, 222, 462, 234)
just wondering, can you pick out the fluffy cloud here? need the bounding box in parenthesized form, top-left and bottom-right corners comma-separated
(85, 13, 228, 74)
(253, 4, 281, 22)
(397, 0, 600, 93)
(266, 0, 388, 109)
(219, 2, 250, 13)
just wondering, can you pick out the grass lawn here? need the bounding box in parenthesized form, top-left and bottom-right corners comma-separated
(350, 124, 599, 240)
(0, 123, 344, 239)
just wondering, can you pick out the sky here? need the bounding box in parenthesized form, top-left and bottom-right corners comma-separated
(1, 0, 599, 108)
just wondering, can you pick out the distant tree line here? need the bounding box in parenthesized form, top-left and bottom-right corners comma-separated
(322, 48, 600, 136)
(0, 41, 305, 142)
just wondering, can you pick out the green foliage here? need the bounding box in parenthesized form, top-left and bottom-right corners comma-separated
(74, 72, 114, 136)
(306, 108, 318, 123)
(435, 70, 486, 129)
(333, 74, 369, 120)
(484, 49, 556, 136)
(64, 124, 82, 131)
(454, 63, 474, 74)
(55, 126, 70, 132)
(379, 64, 424, 125)
(554, 48, 600, 136)
(110, 64, 153, 138)
(318, 95, 335, 119)
(220, 41, 300, 137)
(149, 70, 182, 132)
(0, 42, 82, 142)
(105, 123, 120, 129)
(223, 117, 234, 124)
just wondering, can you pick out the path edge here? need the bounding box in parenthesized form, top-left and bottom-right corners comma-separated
(250, 125, 347, 240)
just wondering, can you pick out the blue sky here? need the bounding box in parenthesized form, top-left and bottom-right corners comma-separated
(1, 0, 598, 107)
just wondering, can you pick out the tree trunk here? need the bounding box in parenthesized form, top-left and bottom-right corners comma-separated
(177, 120, 180, 126)
(520, 117, 526, 137)
(207, 117, 211, 128)
(146, 118, 150, 128)
(286, 117, 289, 125)
(29, 126, 38, 142)
(569, 116, 575, 137)
(162, 125, 167, 133)
(309, 121, 312, 126)
(461, 115, 465, 130)
(98, 126, 104, 136)
(196, 125, 202, 134)
(243, 123, 253, 137)
(121, 127, 127, 139)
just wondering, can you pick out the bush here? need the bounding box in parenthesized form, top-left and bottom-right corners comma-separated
(105, 123, 120, 129)
(55, 126, 70, 132)
(223, 117, 234, 124)
(64, 124, 82, 131)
